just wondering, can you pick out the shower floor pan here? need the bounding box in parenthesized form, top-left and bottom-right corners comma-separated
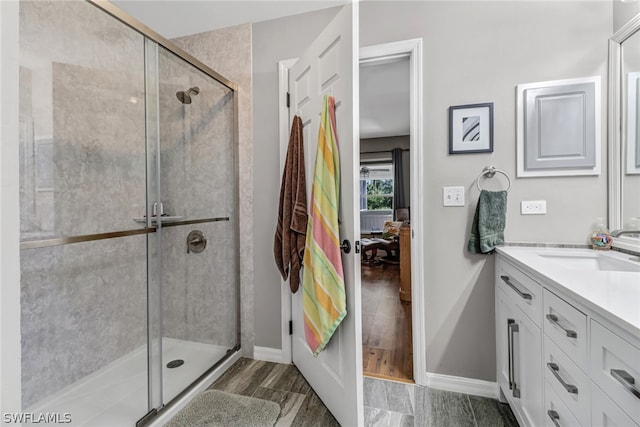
(25, 338, 229, 427)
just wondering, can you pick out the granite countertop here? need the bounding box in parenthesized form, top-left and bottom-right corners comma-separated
(496, 246, 640, 337)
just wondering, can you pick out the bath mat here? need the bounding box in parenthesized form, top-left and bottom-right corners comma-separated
(165, 389, 280, 427)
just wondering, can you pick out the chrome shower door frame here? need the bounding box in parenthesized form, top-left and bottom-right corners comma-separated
(87, 1, 241, 422)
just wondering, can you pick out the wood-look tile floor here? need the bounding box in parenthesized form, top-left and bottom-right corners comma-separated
(364, 377, 520, 427)
(206, 360, 519, 427)
(208, 357, 339, 427)
(361, 264, 413, 382)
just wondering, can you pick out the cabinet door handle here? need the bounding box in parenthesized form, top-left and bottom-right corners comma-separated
(545, 314, 578, 338)
(507, 319, 514, 391)
(508, 319, 521, 398)
(500, 276, 532, 300)
(547, 363, 578, 394)
(547, 410, 561, 427)
(610, 369, 640, 399)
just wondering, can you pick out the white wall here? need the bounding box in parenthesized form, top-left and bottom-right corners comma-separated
(250, 1, 612, 382)
(0, 0, 22, 417)
(252, 7, 341, 349)
(613, 0, 640, 32)
(360, 1, 611, 381)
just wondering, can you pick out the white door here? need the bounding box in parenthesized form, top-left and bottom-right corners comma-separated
(288, 3, 363, 426)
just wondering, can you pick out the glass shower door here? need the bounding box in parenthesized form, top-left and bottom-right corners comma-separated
(148, 44, 240, 407)
(18, 2, 151, 425)
(18, 2, 240, 424)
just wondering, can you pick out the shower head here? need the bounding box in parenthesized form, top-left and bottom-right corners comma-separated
(176, 86, 200, 104)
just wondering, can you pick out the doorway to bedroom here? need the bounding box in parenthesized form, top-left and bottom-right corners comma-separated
(359, 53, 414, 383)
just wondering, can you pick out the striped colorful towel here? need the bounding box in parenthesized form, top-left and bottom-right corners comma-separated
(302, 95, 346, 356)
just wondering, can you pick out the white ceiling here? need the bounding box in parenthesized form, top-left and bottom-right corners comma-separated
(111, 0, 409, 140)
(111, 0, 348, 39)
(360, 58, 410, 139)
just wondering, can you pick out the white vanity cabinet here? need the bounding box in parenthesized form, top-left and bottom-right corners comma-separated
(590, 320, 640, 426)
(495, 258, 543, 427)
(495, 249, 640, 427)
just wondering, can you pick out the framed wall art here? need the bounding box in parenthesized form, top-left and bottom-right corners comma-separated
(516, 76, 601, 177)
(449, 103, 494, 154)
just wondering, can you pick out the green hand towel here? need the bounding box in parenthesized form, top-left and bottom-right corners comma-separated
(468, 190, 507, 254)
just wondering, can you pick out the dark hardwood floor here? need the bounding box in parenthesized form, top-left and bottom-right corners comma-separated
(361, 263, 413, 382)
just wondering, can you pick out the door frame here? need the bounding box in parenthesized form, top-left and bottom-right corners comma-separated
(360, 39, 426, 386)
(277, 58, 298, 365)
(278, 38, 426, 385)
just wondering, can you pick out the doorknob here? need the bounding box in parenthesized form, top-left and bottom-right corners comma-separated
(340, 239, 351, 254)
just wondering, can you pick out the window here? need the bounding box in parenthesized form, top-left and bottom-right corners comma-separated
(359, 164, 393, 211)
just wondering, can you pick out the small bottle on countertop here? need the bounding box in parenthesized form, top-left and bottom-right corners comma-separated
(590, 218, 613, 250)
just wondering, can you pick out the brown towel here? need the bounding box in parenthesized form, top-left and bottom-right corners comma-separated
(274, 115, 308, 293)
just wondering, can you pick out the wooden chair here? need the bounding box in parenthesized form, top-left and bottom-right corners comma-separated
(360, 218, 403, 266)
(360, 237, 399, 266)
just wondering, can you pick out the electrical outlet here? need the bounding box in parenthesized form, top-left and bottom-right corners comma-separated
(443, 186, 465, 206)
(521, 200, 547, 215)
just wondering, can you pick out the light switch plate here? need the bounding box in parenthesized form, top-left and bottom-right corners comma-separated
(443, 186, 465, 206)
(521, 200, 547, 215)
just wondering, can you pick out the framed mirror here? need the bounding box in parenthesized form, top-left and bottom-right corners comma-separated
(609, 13, 640, 252)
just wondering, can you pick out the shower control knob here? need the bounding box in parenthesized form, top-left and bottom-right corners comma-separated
(186, 230, 207, 254)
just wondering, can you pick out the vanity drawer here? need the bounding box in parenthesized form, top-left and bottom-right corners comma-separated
(543, 289, 587, 372)
(544, 380, 582, 427)
(497, 259, 543, 326)
(591, 382, 639, 427)
(544, 336, 589, 426)
(590, 320, 640, 423)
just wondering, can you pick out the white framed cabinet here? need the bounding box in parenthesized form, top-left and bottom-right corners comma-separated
(496, 248, 640, 427)
(496, 260, 543, 427)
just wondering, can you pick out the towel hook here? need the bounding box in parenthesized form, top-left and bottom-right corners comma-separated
(475, 166, 511, 192)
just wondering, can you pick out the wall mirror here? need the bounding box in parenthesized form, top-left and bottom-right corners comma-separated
(609, 13, 640, 252)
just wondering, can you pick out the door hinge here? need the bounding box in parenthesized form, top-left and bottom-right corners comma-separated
(286, 92, 290, 108)
(289, 320, 293, 335)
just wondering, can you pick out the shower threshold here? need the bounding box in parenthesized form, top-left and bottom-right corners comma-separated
(24, 338, 229, 427)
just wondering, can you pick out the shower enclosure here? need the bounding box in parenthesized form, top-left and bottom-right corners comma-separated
(18, 1, 239, 425)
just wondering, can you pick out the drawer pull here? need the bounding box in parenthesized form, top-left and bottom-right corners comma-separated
(547, 363, 578, 394)
(547, 410, 561, 427)
(545, 314, 578, 338)
(500, 275, 532, 300)
(508, 319, 521, 398)
(610, 369, 640, 399)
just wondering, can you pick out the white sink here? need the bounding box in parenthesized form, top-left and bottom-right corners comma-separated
(538, 252, 640, 273)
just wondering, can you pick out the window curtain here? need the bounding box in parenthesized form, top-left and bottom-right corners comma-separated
(392, 148, 406, 216)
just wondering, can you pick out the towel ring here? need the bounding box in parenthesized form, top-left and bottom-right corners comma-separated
(475, 166, 511, 192)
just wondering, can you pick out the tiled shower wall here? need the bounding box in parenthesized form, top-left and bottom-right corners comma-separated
(174, 23, 254, 358)
(19, 0, 240, 408)
(157, 48, 237, 346)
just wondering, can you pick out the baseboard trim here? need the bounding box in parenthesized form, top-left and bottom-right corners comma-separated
(426, 372, 499, 399)
(253, 346, 287, 364)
